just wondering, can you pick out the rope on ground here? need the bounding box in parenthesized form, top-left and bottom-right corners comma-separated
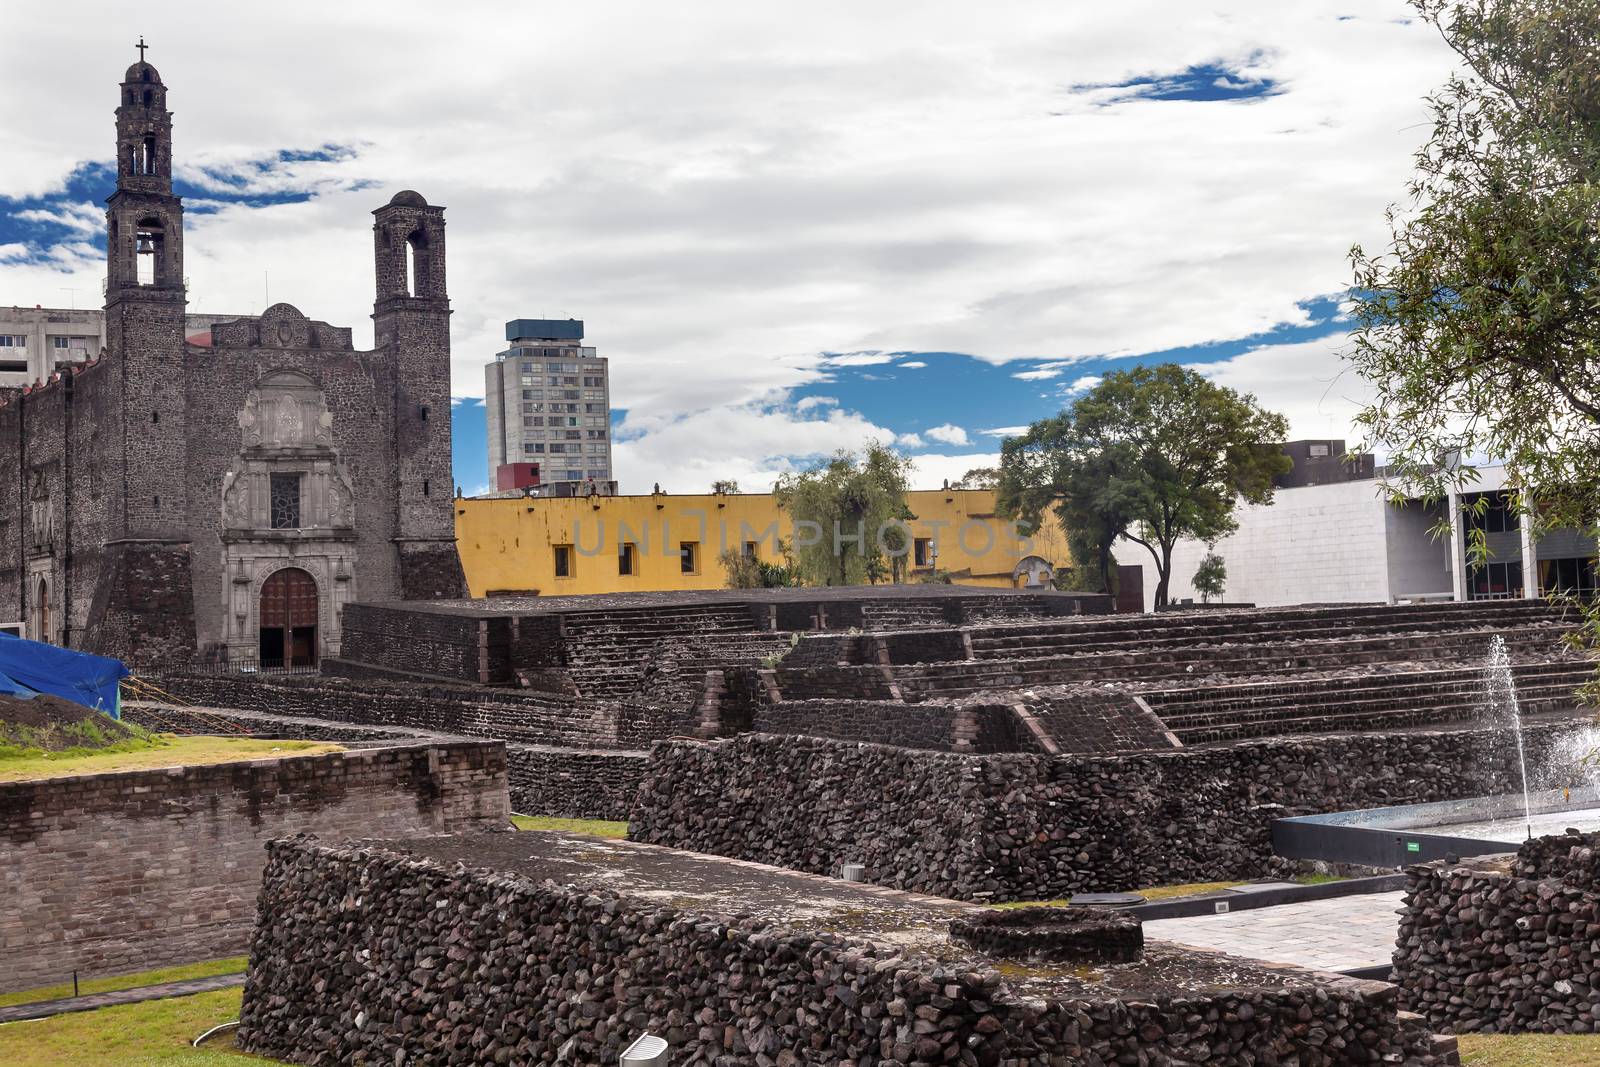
(120, 676, 253, 735)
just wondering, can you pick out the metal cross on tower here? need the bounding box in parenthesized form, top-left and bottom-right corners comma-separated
(136, 36, 148, 62)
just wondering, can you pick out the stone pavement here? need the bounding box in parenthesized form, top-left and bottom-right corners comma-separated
(1142, 891, 1407, 974)
(0, 973, 245, 1024)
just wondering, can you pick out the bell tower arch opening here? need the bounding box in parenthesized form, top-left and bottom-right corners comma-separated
(259, 567, 318, 667)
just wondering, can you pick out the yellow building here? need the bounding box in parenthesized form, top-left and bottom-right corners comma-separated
(454, 489, 1070, 598)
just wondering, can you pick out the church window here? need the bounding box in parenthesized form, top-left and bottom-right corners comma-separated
(152, 411, 159, 424)
(423, 480, 431, 497)
(141, 135, 157, 175)
(270, 472, 302, 530)
(143, 89, 152, 105)
(553, 544, 573, 578)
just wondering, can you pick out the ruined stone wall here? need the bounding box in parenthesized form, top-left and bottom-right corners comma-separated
(238, 838, 1441, 1067)
(154, 671, 623, 748)
(123, 701, 643, 820)
(336, 603, 497, 682)
(630, 725, 1579, 902)
(1395, 835, 1600, 1034)
(0, 741, 508, 993)
(752, 698, 1027, 753)
(505, 746, 645, 820)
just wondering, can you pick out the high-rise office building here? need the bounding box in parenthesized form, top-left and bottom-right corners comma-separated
(484, 319, 614, 495)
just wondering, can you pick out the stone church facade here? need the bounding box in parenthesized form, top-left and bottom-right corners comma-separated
(0, 55, 465, 666)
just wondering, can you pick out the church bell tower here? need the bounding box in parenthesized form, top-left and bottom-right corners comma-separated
(85, 40, 197, 665)
(106, 40, 186, 304)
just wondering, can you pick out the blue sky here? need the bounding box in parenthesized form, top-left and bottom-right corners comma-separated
(0, 3, 1448, 494)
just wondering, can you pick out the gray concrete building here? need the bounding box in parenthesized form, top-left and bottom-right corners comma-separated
(0, 51, 465, 665)
(484, 318, 614, 495)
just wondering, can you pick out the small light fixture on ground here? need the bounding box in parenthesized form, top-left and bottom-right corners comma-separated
(622, 1033, 670, 1066)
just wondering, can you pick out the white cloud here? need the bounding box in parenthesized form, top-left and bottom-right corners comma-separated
(820, 351, 897, 368)
(924, 423, 970, 446)
(897, 432, 926, 448)
(13, 202, 103, 234)
(1187, 331, 1374, 445)
(611, 392, 920, 493)
(980, 425, 1028, 438)
(1062, 374, 1102, 394)
(908, 452, 1002, 489)
(898, 359, 928, 369)
(0, 2, 1453, 482)
(794, 395, 838, 411)
(1013, 359, 1089, 381)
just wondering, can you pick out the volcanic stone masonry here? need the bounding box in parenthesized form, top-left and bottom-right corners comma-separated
(1395, 830, 1600, 1034)
(237, 834, 1453, 1066)
(0, 740, 508, 994)
(629, 725, 1585, 902)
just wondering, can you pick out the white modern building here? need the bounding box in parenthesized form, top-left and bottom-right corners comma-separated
(1113, 442, 1597, 611)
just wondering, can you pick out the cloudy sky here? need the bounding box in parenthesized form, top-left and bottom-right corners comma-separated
(2, 1, 1452, 494)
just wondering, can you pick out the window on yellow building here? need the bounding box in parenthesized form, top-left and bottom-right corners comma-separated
(914, 538, 932, 567)
(618, 542, 637, 576)
(742, 540, 758, 558)
(553, 544, 574, 578)
(680, 541, 699, 575)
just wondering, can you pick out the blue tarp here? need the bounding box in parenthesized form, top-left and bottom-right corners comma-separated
(0, 633, 129, 717)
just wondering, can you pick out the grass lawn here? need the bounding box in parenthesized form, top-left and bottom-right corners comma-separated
(990, 881, 1247, 908)
(1461, 1034, 1600, 1065)
(0, 957, 247, 1010)
(0, 988, 270, 1066)
(0, 737, 342, 782)
(511, 815, 628, 838)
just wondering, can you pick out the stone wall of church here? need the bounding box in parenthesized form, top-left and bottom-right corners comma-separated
(181, 311, 398, 661)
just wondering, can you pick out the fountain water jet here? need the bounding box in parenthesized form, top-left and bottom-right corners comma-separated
(1481, 633, 1533, 840)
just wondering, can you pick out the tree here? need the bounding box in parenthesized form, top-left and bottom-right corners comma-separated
(1348, 1, 1600, 682)
(951, 467, 1000, 490)
(997, 416, 1139, 595)
(773, 443, 915, 586)
(1192, 552, 1227, 604)
(711, 479, 740, 494)
(1349, 0, 1600, 541)
(997, 365, 1290, 608)
(719, 542, 801, 589)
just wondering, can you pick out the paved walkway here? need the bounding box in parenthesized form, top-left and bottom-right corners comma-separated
(0, 973, 245, 1024)
(1143, 891, 1406, 974)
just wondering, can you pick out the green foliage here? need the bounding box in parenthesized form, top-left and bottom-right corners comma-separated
(951, 467, 1000, 490)
(1348, 0, 1600, 691)
(997, 365, 1290, 606)
(719, 540, 802, 589)
(0, 715, 162, 760)
(1191, 552, 1227, 603)
(710, 478, 740, 494)
(773, 443, 916, 586)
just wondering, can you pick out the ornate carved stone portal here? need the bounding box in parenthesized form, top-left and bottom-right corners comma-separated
(220, 369, 357, 663)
